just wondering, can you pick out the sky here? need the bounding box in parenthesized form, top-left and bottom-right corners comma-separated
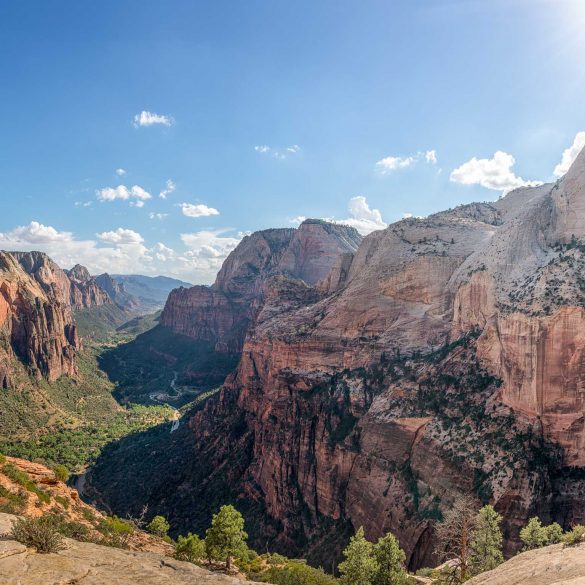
(0, 0, 584, 284)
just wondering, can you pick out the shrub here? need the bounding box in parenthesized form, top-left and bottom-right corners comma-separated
(97, 515, 134, 548)
(520, 517, 547, 550)
(47, 514, 91, 541)
(545, 522, 564, 545)
(562, 525, 585, 546)
(53, 464, 70, 483)
(0, 453, 6, 464)
(174, 533, 205, 564)
(2, 463, 51, 504)
(260, 560, 338, 585)
(10, 516, 65, 553)
(0, 485, 26, 514)
(55, 495, 70, 509)
(147, 515, 170, 538)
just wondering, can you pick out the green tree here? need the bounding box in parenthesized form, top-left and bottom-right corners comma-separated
(147, 515, 170, 538)
(519, 517, 547, 550)
(372, 531, 408, 585)
(545, 523, 563, 544)
(470, 505, 503, 575)
(205, 505, 248, 570)
(339, 526, 378, 585)
(175, 533, 205, 563)
(53, 464, 69, 483)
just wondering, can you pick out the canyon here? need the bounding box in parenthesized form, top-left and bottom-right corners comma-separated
(4, 147, 585, 574)
(88, 146, 585, 571)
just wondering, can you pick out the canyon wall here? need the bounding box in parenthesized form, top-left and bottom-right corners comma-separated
(91, 147, 585, 569)
(0, 251, 78, 383)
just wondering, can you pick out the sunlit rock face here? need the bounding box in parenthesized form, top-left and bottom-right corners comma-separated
(160, 219, 362, 353)
(92, 149, 585, 569)
(0, 251, 78, 382)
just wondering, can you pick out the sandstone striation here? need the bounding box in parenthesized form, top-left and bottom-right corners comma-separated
(0, 251, 78, 382)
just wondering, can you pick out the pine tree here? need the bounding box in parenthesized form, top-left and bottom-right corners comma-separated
(147, 515, 170, 538)
(434, 495, 478, 582)
(372, 531, 408, 585)
(205, 505, 248, 570)
(175, 533, 205, 563)
(545, 522, 563, 544)
(470, 505, 504, 575)
(339, 526, 378, 585)
(519, 517, 547, 551)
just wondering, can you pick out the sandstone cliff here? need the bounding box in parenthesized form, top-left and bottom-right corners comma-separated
(160, 219, 362, 353)
(90, 149, 585, 571)
(0, 251, 78, 383)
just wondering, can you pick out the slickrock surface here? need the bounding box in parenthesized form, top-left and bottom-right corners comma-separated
(0, 513, 252, 585)
(467, 542, 585, 585)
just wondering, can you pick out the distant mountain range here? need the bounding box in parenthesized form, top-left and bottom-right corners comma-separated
(111, 274, 192, 306)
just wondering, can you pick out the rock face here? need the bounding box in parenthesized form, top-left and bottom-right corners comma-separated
(466, 541, 585, 585)
(95, 273, 139, 312)
(160, 219, 362, 353)
(0, 251, 78, 383)
(91, 148, 585, 571)
(66, 263, 112, 309)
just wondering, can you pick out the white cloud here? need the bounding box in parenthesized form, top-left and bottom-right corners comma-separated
(254, 144, 301, 160)
(554, 131, 585, 177)
(180, 203, 220, 218)
(75, 201, 92, 208)
(0, 220, 243, 284)
(376, 150, 437, 174)
(0, 221, 73, 244)
(149, 212, 168, 220)
(425, 150, 438, 164)
(133, 110, 173, 128)
(97, 228, 144, 245)
(130, 200, 145, 208)
(288, 216, 307, 226)
(450, 151, 542, 194)
(115, 168, 126, 176)
(339, 196, 387, 234)
(159, 179, 176, 200)
(376, 155, 416, 173)
(96, 184, 152, 205)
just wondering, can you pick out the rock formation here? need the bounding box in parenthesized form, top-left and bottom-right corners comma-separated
(0, 251, 78, 383)
(466, 541, 585, 585)
(0, 456, 254, 585)
(160, 219, 362, 353)
(90, 148, 585, 571)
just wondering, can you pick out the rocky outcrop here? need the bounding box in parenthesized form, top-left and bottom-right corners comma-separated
(95, 273, 139, 312)
(160, 219, 362, 353)
(66, 263, 112, 309)
(466, 541, 585, 585)
(0, 529, 251, 585)
(0, 251, 78, 382)
(0, 456, 254, 584)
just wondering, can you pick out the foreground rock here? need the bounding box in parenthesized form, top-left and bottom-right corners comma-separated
(0, 513, 252, 585)
(467, 542, 585, 585)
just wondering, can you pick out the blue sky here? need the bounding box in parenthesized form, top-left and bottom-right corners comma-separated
(0, 0, 584, 282)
